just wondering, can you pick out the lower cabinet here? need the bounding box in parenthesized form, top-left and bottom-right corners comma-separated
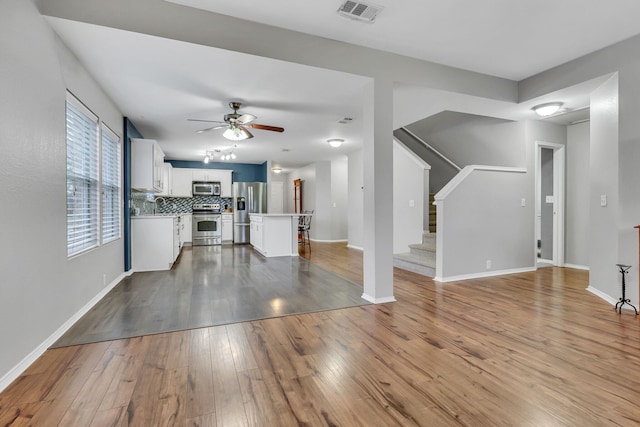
(180, 214, 192, 245)
(222, 213, 233, 244)
(132, 216, 180, 271)
(249, 214, 298, 257)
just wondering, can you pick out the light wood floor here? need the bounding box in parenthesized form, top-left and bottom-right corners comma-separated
(2, 242, 640, 426)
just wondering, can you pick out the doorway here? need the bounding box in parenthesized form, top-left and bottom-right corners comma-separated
(535, 142, 565, 267)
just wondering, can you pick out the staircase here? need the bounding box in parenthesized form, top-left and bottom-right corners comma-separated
(428, 193, 436, 233)
(393, 231, 436, 277)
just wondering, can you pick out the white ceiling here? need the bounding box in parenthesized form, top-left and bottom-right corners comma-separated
(45, 1, 640, 169)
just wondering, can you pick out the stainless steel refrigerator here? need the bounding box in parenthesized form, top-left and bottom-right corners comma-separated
(233, 182, 267, 244)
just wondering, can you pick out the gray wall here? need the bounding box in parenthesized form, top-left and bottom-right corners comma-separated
(393, 141, 427, 253)
(437, 168, 530, 279)
(348, 150, 364, 249)
(520, 33, 640, 304)
(398, 111, 525, 193)
(566, 121, 590, 267)
(1, 0, 124, 387)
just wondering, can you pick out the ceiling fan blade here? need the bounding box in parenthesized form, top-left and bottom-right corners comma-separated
(187, 118, 225, 123)
(196, 124, 227, 134)
(249, 123, 285, 133)
(237, 114, 257, 124)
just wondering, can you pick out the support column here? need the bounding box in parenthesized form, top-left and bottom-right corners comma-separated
(362, 78, 395, 303)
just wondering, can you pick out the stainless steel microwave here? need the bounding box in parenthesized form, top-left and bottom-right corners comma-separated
(192, 181, 221, 196)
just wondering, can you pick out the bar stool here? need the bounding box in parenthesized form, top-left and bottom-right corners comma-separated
(298, 210, 313, 253)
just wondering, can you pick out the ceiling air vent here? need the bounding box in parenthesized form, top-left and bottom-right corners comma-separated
(337, 1, 383, 23)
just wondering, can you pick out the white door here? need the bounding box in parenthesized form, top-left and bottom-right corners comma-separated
(270, 181, 284, 213)
(535, 142, 565, 267)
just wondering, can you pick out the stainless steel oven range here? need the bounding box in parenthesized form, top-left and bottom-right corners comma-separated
(192, 203, 222, 246)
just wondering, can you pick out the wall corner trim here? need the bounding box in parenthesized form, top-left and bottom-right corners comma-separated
(435, 267, 536, 283)
(586, 286, 617, 306)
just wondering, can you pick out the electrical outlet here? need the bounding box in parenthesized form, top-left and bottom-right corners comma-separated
(521, 198, 526, 207)
(486, 260, 491, 269)
(103, 274, 107, 286)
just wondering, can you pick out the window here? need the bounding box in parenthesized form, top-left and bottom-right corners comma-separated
(101, 124, 121, 243)
(66, 93, 100, 256)
(66, 92, 122, 257)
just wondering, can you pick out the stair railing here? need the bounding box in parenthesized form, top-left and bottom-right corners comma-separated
(400, 127, 462, 172)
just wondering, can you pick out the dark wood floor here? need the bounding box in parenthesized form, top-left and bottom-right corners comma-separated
(54, 244, 367, 347)
(2, 242, 640, 426)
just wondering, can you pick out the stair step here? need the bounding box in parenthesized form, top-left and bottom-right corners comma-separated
(422, 232, 436, 244)
(393, 252, 435, 277)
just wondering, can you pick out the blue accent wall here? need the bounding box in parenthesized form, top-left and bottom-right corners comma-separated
(166, 160, 267, 182)
(123, 118, 144, 272)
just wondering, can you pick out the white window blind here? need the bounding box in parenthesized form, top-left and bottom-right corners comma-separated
(101, 124, 121, 243)
(66, 94, 100, 257)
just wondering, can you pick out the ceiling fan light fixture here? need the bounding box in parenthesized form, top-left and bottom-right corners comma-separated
(223, 126, 253, 141)
(327, 138, 344, 148)
(532, 102, 563, 117)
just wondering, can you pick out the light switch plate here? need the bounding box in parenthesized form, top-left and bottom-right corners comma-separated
(545, 195, 554, 204)
(409, 199, 415, 208)
(600, 195, 607, 207)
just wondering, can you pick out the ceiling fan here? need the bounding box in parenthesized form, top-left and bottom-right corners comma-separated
(188, 101, 284, 141)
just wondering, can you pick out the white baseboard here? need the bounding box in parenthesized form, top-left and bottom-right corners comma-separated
(361, 293, 396, 304)
(434, 267, 537, 283)
(586, 286, 618, 306)
(310, 239, 348, 243)
(0, 271, 130, 393)
(564, 263, 590, 271)
(346, 244, 363, 251)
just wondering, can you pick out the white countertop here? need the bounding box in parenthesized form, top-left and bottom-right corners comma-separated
(132, 214, 179, 219)
(249, 213, 307, 217)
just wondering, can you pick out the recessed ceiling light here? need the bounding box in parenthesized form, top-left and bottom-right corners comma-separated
(327, 138, 344, 148)
(532, 102, 563, 117)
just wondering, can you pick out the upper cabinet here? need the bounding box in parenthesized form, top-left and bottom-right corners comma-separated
(131, 138, 164, 193)
(157, 163, 173, 196)
(172, 168, 193, 197)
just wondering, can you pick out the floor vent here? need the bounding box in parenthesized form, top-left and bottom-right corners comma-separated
(337, 1, 383, 23)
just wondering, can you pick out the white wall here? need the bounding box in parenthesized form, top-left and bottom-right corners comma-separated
(566, 121, 590, 267)
(288, 163, 316, 237)
(348, 150, 364, 249)
(393, 141, 427, 253)
(0, 0, 124, 388)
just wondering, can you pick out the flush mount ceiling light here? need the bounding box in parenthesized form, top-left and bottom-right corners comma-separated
(327, 138, 344, 148)
(271, 167, 282, 174)
(532, 102, 563, 117)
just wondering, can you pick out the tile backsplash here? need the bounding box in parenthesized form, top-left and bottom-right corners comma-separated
(131, 191, 232, 215)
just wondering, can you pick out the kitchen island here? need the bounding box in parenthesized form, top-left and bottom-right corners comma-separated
(249, 213, 303, 257)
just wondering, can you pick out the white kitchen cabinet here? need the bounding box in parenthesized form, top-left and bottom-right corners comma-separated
(172, 168, 193, 197)
(131, 138, 164, 192)
(218, 170, 233, 197)
(249, 215, 263, 252)
(249, 214, 300, 257)
(192, 169, 215, 182)
(158, 163, 173, 196)
(180, 214, 192, 245)
(132, 216, 180, 271)
(222, 213, 233, 244)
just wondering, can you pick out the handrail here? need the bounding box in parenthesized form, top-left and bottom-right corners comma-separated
(400, 127, 462, 172)
(434, 165, 526, 201)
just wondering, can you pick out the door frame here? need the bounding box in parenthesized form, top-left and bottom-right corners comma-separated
(535, 141, 565, 267)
